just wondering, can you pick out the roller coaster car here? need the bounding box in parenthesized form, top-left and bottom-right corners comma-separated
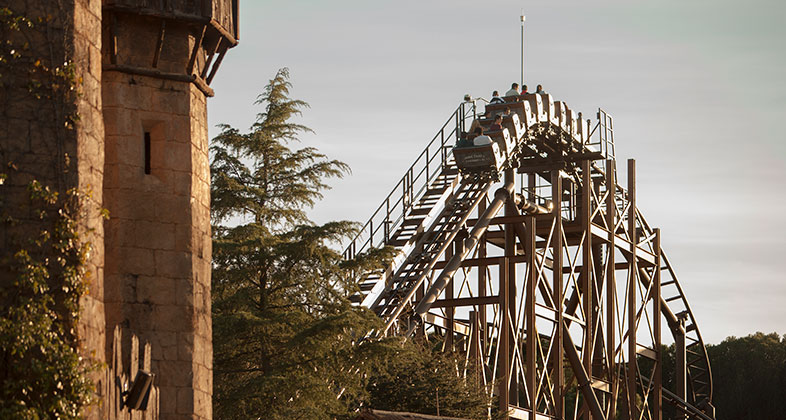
(453, 141, 504, 176)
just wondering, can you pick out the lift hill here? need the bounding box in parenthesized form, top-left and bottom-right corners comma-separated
(344, 91, 715, 420)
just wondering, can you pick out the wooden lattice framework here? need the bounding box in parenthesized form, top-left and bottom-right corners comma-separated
(347, 96, 715, 420)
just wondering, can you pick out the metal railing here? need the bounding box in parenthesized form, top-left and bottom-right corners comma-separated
(343, 101, 477, 260)
(596, 108, 616, 160)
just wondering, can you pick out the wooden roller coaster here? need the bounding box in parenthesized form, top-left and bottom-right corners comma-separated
(344, 91, 715, 420)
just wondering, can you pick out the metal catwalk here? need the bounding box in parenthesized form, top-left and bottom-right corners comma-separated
(345, 94, 714, 420)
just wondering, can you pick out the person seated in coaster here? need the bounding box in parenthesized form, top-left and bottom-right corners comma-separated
(472, 127, 493, 146)
(490, 91, 505, 104)
(536, 84, 546, 94)
(505, 82, 520, 97)
(521, 84, 529, 94)
(455, 131, 472, 148)
(488, 114, 504, 131)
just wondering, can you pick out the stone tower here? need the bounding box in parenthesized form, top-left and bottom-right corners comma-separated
(101, 1, 238, 419)
(0, 1, 238, 419)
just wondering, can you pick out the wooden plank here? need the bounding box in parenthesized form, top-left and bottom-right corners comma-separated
(187, 24, 206, 74)
(430, 295, 500, 308)
(152, 20, 166, 68)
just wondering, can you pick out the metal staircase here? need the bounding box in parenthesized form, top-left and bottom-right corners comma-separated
(344, 102, 478, 307)
(370, 177, 492, 333)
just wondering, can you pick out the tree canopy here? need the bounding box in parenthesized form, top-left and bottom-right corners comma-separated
(210, 68, 494, 420)
(706, 332, 786, 420)
(210, 68, 379, 419)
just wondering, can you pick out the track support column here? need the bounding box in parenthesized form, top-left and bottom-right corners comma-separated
(479, 197, 488, 352)
(551, 169, 564, 418)
(499, 257, 511, 418)
(581, 160, 594, 419)
(504, 169, 518, 406)
(676, 318, 687, 420)
(654, 228, 662, 420)
(605, 159, 617, 419)
(525, 215, 537, 420)
(627, 159, 638, 420)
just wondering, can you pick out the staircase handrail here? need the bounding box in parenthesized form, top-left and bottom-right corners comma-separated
(343, 101, 477, 260)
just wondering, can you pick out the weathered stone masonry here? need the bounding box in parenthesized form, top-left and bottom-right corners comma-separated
(1, 1, 238, 419)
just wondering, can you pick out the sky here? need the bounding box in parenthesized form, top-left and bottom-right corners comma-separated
(207, 0, 786, 344)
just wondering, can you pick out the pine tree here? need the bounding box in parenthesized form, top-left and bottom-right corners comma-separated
(210, 68, 388, 419)
(211, 68, 498, 420)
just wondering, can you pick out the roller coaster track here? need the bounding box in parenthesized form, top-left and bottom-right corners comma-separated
(344, 95, 714, 420)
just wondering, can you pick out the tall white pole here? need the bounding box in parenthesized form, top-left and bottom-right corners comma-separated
(521, 12, 526, 87)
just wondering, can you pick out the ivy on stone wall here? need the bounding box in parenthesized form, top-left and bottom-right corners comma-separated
(0, 181, 96, 418)
(0, 7, 96, 418)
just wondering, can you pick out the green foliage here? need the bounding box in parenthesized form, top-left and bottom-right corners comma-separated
(0, 7, 79, 126)
(211, 68, 496, 420)
(366, 339, 494, 420)
(210, 67, 347, 229)
(0, 179, 95, 419)
(211, 68, 388, 419)
(706, 332, 786, 420)
(0, 7, 95, 419)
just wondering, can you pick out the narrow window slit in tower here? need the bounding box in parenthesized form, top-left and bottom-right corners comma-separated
(144, 132, 151, 175)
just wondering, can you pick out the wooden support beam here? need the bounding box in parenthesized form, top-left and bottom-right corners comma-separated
(525, 215, 537, 420)
(581, 159, 594, 419)
(201, 36, 222, 79)
(605, 159, 618, 417)
(654, 228, 663, 420)
(445, 234, 456, 350)
(551, 169, 564, 418)
(499, 257, 511, 418)
(206, 42, 228, 84)
(469, 311, 481, 384)
(627, 159, 638, 420)
(504, 169, 518, 406)
(103, 64, 215, 97)
(152, 19, 166, 68)
(675, 319, 687, 420)
(187, 25, 207, 74)
(479, 197, 488, 352)
(430, 295, 500, 308)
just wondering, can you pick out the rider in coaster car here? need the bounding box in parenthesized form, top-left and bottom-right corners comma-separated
(456, 131, 473, 148)
(490, 91, 505, 104)
(488, 114, 503, 131)
(472, 127, 493, 146)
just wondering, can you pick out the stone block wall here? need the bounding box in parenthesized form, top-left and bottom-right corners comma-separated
(73, 1, 108, 400)
(1, 1, 232, 418)
(0, 1, 106, 415)
(103, 69, 212, 419)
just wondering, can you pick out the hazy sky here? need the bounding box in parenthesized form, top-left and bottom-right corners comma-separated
(208, 0, 786, 344)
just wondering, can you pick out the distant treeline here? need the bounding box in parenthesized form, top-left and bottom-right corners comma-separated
(704, 332, 786, 420)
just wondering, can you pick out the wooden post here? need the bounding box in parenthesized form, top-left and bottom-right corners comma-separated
(581, 159, 594, 419)
(551, 169, 564, 418)
(675, 320, 687, 420)
(627, 159, 638, 420)
(525, 215, 537, 420)
(445, 235, 455, 350)
(654, 228, 662, 420)
(469, 310, 481, 386)
(499, 258, 511, 418)
(504, 169, 518, 406)
(605, 159, 617, 418)
(479, 196, 488, 352)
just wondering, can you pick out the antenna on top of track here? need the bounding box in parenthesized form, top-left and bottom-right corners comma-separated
(521, 11, 526, 87)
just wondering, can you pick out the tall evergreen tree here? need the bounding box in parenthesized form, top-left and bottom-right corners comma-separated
(211, 68, 497, 420)
(210, 68, 388, 419)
